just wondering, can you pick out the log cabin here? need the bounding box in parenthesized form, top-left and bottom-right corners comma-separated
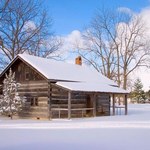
(0, 54, 129, 120)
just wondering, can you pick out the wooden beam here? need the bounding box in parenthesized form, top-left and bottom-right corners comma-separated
(93, 94, 96, 117)
(68, 91, 71, 119)
(112, 94, 115, 115)
(125, 94, 128, 115)
(48, 82, 52, 120)
(109, 95, 111, 115)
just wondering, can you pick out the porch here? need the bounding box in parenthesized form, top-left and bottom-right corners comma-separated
(48, 86, 128, 119)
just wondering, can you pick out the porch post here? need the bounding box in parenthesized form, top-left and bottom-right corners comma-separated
(48, 81, 52, 120)
(68, 91, 71, 119)
(112, 94, 115, 115)
(93, 94, 96, 117)
(125, 94, 128, 115)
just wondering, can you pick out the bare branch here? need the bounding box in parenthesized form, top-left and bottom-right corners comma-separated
(0, 0, 62, 69)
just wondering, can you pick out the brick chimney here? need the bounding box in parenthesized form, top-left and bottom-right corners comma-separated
(75, 56, 82, 65)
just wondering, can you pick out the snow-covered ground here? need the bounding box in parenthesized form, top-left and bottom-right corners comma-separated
(0, 104, 150, 150)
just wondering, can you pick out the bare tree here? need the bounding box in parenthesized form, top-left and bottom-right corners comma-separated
(78, 8, 150, 90)
(0, 0, 62, 69)
(0, 0, 9, 19)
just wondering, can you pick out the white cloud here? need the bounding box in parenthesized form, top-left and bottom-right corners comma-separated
(62, 30, 84, 51)
(59, 30, 85, 62)
(139, 7, 150, 35)
(117, 7, 134, 15)
(24, 21, 36, 31)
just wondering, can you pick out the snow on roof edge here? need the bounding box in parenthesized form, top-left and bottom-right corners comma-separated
(56, 82, 129, 94)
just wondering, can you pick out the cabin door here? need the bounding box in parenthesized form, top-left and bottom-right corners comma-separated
(86, 95, 93, 116)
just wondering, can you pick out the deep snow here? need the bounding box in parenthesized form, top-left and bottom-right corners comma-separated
(0, 104, 150, 150)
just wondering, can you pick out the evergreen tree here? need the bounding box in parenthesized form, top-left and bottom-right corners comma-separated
(131, 78, 146, 103)
(0, 68, 25, 119)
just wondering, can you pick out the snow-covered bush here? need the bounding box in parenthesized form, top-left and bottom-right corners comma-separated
(0, 68, 26, 119)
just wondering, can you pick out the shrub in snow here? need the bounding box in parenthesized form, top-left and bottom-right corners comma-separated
(0, 68, 26, 119)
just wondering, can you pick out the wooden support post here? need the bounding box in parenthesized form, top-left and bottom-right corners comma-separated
(68, 91, 71, 119)
(109, 95, 111, 115)
(48, 81, 52, 120)
(112, 94, 115, 115)
(93, 94, 96, 117)
(125, 94, 128, 115)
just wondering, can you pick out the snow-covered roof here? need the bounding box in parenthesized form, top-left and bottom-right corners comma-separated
(18, 54, 128, 94)
(1, 54, 128, 94)
(18, 54, 116, 84)
(56, 82, 127, 93)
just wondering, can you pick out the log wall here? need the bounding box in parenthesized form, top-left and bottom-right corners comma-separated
(19, 97, 48, 119)
(96, 93, 110, 116)
(18, 81, 49, 119)
(51, 86, 88, 118)
(10, 81, 111, 119)
(51, 84, 68, 118)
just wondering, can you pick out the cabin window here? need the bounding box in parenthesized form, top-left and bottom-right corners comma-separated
(31, 97, 38, 106)
(25, 68, 30, 80)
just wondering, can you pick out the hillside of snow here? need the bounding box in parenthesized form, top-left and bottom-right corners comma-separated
(0, 104, 150, 150)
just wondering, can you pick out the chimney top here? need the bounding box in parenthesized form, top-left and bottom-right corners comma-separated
(75, 56, 82, 65)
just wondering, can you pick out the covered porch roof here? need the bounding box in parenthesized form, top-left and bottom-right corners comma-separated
(56, 81, 128, 94)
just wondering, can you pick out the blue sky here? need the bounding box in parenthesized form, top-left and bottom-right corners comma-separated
(44, 0, 150, 35)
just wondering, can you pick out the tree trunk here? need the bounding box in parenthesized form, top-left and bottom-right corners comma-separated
(123, 66, 127, 90)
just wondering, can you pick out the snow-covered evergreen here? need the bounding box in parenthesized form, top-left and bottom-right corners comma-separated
(131, 78, 146, 103)
(0, 68, 25, 119)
